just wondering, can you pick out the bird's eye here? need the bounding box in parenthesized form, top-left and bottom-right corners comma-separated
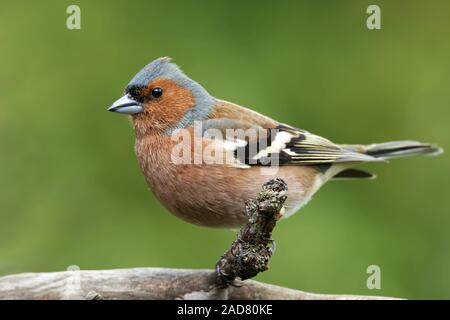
(151, 87, 163, 98)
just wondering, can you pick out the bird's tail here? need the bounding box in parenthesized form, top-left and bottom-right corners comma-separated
(348, 140, 443, 159)
(332, 141, 443, 180)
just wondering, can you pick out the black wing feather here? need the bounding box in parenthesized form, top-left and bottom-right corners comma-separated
(234, 124, 377, 166)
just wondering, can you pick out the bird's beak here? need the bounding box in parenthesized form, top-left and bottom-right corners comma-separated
(108, 95, 144, 114)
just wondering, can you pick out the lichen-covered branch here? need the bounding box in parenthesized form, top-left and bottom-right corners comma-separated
(216, 178, 287, 285)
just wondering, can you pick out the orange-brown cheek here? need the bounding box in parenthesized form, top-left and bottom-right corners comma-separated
(136, 79, 196, 135)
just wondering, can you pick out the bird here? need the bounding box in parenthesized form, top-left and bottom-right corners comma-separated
(108, 57, 442, 229)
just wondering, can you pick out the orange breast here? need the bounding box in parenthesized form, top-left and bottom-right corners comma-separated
(135, 134, 320, 228)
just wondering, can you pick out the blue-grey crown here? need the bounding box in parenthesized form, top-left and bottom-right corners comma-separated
(128, 57, 216, 135)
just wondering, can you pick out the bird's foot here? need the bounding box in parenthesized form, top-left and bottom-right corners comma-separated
(275, 206, 285, 220)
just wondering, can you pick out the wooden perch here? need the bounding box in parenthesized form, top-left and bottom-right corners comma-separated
(0, 178, 399, 300)
(0, 268, 395, 300)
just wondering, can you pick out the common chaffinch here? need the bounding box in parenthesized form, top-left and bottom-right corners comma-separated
(108, 57, 442, 228)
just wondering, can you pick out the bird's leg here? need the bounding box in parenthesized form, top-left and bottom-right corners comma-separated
(276, 206, 285, 220)
(268, 239, 277, 254)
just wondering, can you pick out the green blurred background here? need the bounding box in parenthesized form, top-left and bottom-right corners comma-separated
(1, 0, 449, 299)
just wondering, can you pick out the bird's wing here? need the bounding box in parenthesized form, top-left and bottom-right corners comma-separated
(204, 101, 379, 166)
(210, 99, 279, 129)
(220, 123, 378, 166)
(260, 124, 378, 165)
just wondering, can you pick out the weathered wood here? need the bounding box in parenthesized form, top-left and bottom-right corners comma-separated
(0, 268, 396, 300)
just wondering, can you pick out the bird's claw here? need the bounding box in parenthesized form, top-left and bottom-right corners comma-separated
(268, 239, 276, 254)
